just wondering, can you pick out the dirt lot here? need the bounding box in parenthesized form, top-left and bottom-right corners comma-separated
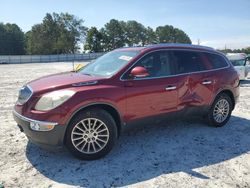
(0, 63, 250, 188)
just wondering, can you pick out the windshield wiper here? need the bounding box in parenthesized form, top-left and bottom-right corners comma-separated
(82, 73, 93, 76)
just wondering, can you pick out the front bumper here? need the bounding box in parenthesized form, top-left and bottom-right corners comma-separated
(13, 110, 67, 150)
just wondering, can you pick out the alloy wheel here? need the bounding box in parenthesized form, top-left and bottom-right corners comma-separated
(71, 118, 109, 154)
(212, 99, 230, 123)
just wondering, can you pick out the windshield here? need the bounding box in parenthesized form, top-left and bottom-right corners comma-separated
(79, 50, 140, 77)
(230, 59, 246, 66)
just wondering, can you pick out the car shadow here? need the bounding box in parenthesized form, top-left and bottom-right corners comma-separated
(26, 115, 250, 187)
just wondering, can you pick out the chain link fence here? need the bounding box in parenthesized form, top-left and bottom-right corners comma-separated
(0, 53, 105, 64)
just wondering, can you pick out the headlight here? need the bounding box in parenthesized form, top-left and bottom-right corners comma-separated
(35, 90, 75, 111)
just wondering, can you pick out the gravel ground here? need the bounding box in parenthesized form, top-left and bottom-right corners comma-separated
(0, 63, 250, 188)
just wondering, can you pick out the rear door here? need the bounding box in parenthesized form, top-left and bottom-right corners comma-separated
(205, 52, 232, 97)
(171, 50, 214, 112)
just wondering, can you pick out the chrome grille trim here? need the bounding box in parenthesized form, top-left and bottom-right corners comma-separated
(17, 85, 33, 105)
(13, 110, 58, 126)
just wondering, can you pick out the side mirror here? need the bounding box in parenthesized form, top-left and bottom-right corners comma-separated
(130, 66, 149, 78)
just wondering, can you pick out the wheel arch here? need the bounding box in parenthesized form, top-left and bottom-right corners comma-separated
(213, 89, 235, 110)
(64, 102, 123, 143)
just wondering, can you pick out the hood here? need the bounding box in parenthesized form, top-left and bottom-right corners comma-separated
(27, 72, 102, 93)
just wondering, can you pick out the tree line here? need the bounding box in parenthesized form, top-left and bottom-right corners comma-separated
(2, 12, 191, 55)
(84, 19, 191, 52)
(219, 48, 250, 55)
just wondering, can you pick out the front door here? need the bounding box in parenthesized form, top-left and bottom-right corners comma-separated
(122, 50, 186, 123)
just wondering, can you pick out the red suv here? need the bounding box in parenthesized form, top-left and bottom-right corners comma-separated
(13, 44, 240, 160)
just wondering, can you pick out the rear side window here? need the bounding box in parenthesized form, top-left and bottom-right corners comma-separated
(171, 51, 208, 74)
(206, 53, 228, 69)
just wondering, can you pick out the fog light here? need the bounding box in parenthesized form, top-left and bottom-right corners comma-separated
(30, 122, 55, 131)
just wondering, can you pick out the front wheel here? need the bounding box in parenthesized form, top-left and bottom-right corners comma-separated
(206, 93, 233, 127)
(65, 108, 117, 160)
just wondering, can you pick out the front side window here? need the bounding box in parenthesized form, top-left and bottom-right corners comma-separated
(79, 50, 140, 77)
(125, 51, 175, 79)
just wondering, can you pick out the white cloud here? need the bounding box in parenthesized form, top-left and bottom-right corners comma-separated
(193, 35, 250, 49)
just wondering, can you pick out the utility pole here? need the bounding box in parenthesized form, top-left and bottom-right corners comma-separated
(197, 39, 200, 45)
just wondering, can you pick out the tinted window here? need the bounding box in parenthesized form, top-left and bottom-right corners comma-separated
(125, 51, 175, 78)
(171, 51, 207, 74)
(206, 53, 228, 69)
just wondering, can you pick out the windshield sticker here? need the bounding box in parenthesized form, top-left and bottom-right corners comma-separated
(119, 55, 133, 61)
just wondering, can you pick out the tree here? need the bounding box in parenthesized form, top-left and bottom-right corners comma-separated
(155, 25, 191, 44)
(84, 27, 103, 52)
(54, 13, 87, 53)
(25, 14, 58, 54)
(173, 28, 192, 44)
(0, 23, 25, 55)
(101, 19, 126, 51)
(144, 27, 157, 45)
(25, 24, 47, 54)
(26, 13, 87, 55)
(85, 20, 192, 52)
(243, 47, 250, 54)
(99, 28, 109, 52)
(125, 20, 147, 46)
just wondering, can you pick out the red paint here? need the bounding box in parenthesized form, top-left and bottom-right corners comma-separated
(130, 66, 149, 78)
(14, 44, 240, 128)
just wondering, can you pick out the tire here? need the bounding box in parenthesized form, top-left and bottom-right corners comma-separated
(65, 108, 117, 160)
(206, 93, 233, 127)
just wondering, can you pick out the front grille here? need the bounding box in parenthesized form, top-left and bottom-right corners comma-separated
(17, 85, 33, 105)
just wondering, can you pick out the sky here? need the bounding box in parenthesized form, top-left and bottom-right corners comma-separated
(1, 0, 250, 49)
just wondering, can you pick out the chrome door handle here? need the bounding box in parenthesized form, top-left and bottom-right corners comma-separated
(165, 86, 176, 91)
(202, 80, 212, 85)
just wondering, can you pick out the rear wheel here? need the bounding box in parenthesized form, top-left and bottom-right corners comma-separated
(206, 93, 233, 127)
(65, 108, 117, 160)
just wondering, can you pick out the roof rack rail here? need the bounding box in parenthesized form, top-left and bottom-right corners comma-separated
(145, 43, 215, 51)
(115, 43, 215, 51)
